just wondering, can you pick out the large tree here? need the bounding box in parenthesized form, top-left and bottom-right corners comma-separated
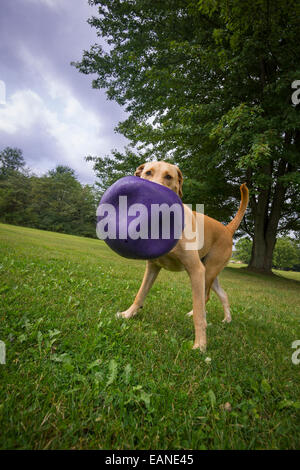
(0, 147, 25, 179)
(74, 0, 300, 273)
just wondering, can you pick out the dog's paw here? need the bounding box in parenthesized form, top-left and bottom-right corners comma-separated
(192, 342, 206, 353)
(222, 316, 232, 323)
(116, 311, 131, 319)
(116, 306, 140, 319)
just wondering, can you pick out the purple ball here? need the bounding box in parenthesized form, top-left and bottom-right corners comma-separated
(97, 176, 184, 259)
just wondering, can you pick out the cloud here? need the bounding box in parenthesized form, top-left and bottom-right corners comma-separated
(25, 0, 60, 9)
(0, 0, 128, 184)
(0, 81, 106, 182)
(0, 89, 45, 134)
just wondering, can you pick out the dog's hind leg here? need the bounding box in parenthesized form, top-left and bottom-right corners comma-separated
(211, 277, 231, 323)
(187, 277, 231, 322)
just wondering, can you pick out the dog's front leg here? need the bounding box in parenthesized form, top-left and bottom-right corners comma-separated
(117, 261, 161, 319)
(185, 258, 206, 352)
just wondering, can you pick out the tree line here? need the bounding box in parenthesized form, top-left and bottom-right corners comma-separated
(73, 0, 300, 274)
(0, 147, 99, 238)
(235, 236, 300, 271)
(1, 146, 299, 270)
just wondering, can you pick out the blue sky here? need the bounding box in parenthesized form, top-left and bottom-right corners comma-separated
(0, 0, 128, 184)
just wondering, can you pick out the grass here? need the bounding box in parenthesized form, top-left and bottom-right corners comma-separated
(229, 261, 300, 282)
(0, 222, 299, 450)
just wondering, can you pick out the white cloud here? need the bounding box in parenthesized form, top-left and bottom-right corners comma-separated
(0, 86, 104, 179)
(0, 47, 110, 182)
(0, 84, 106, 180)
(25, 0, 60, 9)
(0, 89, 43, 134)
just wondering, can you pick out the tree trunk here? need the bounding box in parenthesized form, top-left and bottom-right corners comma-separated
(247, 158, 289, 274)
(247, 57, 281, 274)
(248, 223, 276, 274)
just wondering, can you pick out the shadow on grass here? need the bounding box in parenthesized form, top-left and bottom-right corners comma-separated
(225, 266, 300, 286)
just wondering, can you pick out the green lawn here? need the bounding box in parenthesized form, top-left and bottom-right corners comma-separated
(0, 223, 299, 449)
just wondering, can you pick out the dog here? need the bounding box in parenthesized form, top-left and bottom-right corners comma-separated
(117, 161, 249, 352)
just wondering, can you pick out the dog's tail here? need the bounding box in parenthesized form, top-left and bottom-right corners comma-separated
(226, 183, 249, 235)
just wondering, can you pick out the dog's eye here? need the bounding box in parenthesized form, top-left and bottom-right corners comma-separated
(165, 174, 172, 180)
(145, 170, 152, 176)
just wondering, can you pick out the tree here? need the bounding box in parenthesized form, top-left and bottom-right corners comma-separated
(0, 147, 25, 179)
(29, 165, 97, 237)
(235, 236, 300, 270)
(0, 156, 99, 238)
(0, 171, 33, 226)
(48, 165, 76, 178)
(73, 0, 300, 273)
(273, 237, 299, 271)
(235, 237, 252, 264)
(85, 148, 147, 193)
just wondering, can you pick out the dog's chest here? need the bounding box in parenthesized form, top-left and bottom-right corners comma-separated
(152, 252, 185, 272)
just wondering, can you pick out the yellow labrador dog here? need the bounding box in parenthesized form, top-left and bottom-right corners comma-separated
(117, 161, 249, 352)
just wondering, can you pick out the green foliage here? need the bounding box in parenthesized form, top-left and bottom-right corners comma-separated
(86, 148, 147, 193)
(273, 237, 300, 271)
(0, 147, 25, 179)
(0, 151, 99, 238)
(235, 236, 300, 271)
(74, 0, 300, 270)
(235, 237, 252, 264)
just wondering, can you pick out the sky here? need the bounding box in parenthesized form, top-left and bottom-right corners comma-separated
(0, 0, 128, 184)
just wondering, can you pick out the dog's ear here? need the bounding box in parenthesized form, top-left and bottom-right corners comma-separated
(177, 168, 183, 198)
(134, 164, 145, 177)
